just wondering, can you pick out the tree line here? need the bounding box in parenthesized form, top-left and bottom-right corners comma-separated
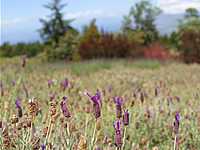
(1, 0, 199, 63)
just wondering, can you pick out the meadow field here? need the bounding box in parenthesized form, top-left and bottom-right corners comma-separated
(0, 58, 200, 150)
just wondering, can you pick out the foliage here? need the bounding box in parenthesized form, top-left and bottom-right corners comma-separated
(38, 0, 78, 45)
(77, 20, 143, 59)
(178, 31, 200, 63)
(184, 8, 199, 20)
(144, 42, 172, 61)
(0, 42, 44, 57)
(122, 0, 162, 45)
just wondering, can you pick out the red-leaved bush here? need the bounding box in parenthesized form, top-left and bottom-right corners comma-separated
(144, 42, 171, 61)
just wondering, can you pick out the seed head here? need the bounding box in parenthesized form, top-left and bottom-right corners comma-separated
(28, 97, 37, 117)
(10, 114, 19, 124)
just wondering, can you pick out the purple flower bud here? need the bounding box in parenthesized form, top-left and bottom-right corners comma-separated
(96, 148, 101, 150)
(60, 97, 71, 118)
(155, 86, 159, 96)
(102, 85, 106, 96)
(22, 54, 27, 67)
(174, 113, 179, 134)
(113, 119, 123, 147)
(108, 85, 112, 93)
(40, 143, 45, 150)
(148, 133, 152, 140)
(147, 109, 150, 118)
(70, 82, 74, 88)
(102, 133, 108, 144)
(15, 100, 22, 117)
(11, 80, 15, 86)
(175, 96, 180, 102)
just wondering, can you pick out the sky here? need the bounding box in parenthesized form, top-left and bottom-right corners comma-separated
(1, 0, 200, 45)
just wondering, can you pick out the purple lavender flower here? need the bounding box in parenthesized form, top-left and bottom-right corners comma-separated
(24, 88, 28, 97)
(140, 92, 144, 103)
(86, 89, 101, 118)
(102, 133, 108, 144)
(123, 109, 129, 126)
(113, 119, 123, 147)
(115, 97, 122, 118)
(138, 87, 141, 92)
(174, 113, 179, 134)
(48, 93, 54, 101)
(148, 133, 152, 140)
(70, 82, 74, 88)
(108, 85, 112, 93)
(60, 97, 71, 118)
(102, 85, 106, 96)
(147, 109, 150, 118)
(47, 80, 51, 88)
(155, 86, 159, 96)
(133, 89, 136, 98)
(175, 96, 180, 102)
(11, 80, 15, 86)
(22, 54, 27, 67)
(15, 100, 22, 117)
(40, 143, 45, 150)
(96, 148, 101, 150)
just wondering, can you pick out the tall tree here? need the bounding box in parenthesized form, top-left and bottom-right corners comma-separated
(121, 1, 162, 45)
(38, 0, 77, 45)
(184, 8, 199, 20)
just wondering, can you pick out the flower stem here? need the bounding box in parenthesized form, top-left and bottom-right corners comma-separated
(174, 134, 176, 150)
(91, 118, 97, 149)
(122, 126, 127, 150)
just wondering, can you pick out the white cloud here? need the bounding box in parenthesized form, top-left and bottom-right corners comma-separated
(157, 0, 200, 14)
(1, 18, 27, 25)
(64, 10, 116, 20)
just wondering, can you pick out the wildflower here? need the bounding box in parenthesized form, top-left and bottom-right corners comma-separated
(22, 54, 27, 67)
(123, 109, 129, 126)
(96, 147, 101, 150)
(48, 93, 54, 101)
(24, 88, 28, 97)
(47, 80, 51, 88)
(40, 143, 45, 150)
(174, 113, 179, 134)
(102, 85, 106, 96)
(155, 86, 159, 96)
(148, 133, 152, 140)
(115, 97, 122, 118)
(31, 136, 40, 150)
(60, 97, 71, 118)
(175, 96, 180, 102)
(102, 133, 108, 144)
(70, 82, 74, 88)
(11, 80, 15, 86)
(147, 109, 150, 118)
(133, 89, 136, 98)
(15, 100, 22, 117)
(86, 89, 101, 118)
(140, 92, 144, 103)
(78, 138, 87, 150)
(108, 85, 112, 93)
(28, 97, 37, 117)
(10, 114, 19, 124)
(113, 119, 123, 147)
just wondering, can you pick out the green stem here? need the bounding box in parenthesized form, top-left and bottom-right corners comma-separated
(174, 134, 176, 150)
(122, 126, 127, 150)
(91, 119, 97, 149)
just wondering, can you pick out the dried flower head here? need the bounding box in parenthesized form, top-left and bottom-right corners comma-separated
(78, 138, 87, 150)
(28, 97, 37, 117)
(10, 114, 19, 124)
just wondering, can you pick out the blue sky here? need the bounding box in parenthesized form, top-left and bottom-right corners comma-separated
(1, 0, 200, 45)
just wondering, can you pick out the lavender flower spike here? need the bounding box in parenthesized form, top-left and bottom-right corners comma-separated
(15, 100, 22, 117)
(115, 97, 122, 118)
(113, 119, 123, 147)
(123, 109, 129, 126)
(40, 143, 45, 150)
(60, 97, 71, 118)
(86, 89, 101, 118)
(22, 54, 27, 67)
(174, 113, 179, 134)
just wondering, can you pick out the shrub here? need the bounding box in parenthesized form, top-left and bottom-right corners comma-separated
(144, 42, 171, 61)
(178, 31, 200, 63)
